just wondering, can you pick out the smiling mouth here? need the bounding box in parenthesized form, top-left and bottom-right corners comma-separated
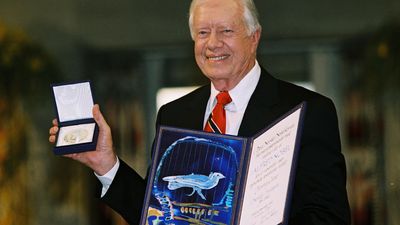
(207, 55, 229, 61)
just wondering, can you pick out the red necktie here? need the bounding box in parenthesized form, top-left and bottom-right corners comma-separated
(204, 91, 232, 134)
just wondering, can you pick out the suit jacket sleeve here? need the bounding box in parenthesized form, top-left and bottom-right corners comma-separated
(288, 97, 350, 225)
(235, 72, 350, 224)
(98, 159, 146, 225)
(95, 104, 168, 225)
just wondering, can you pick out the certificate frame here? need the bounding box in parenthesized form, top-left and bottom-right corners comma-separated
(139, 102, 306, 225)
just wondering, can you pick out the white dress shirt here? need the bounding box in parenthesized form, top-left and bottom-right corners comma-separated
(95, 157, 120, 197)
(204, 61, 261, 136)
(96, 61, 261, 197)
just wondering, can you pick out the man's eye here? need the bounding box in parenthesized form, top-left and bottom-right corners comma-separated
(198, 31, 208, 36)
(223, 29, 233, 33)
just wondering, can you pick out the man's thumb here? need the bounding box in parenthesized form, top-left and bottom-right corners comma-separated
(92, 104, 108, 130)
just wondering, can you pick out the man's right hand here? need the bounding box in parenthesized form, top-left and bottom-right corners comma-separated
(49, 104, 117, 176)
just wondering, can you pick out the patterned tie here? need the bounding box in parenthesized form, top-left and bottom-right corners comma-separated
(204, 91, 232, 134)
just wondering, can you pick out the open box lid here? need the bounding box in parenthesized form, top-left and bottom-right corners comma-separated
(52, 81, 94, 123)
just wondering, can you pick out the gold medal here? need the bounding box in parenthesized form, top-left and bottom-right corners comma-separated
(63, 128, 89, 144)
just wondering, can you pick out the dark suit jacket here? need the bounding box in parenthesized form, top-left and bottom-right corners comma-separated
(99, 68, 351, 225)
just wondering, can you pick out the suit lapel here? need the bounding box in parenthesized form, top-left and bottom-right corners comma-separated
(182, 85, 210, 131)
(238, 69, 280, 137)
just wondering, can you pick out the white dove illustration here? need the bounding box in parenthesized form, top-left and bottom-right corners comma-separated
(162, 172, 225, 200)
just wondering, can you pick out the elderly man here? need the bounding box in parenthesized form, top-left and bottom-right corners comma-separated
(49, 0, 351, 224)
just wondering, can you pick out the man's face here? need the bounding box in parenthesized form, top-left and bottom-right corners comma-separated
(192, 0, 260, 91)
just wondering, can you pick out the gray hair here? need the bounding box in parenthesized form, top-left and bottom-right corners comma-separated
(188, 0, 261, 39)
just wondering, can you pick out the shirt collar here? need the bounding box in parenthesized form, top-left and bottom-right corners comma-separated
(208, 61, 261, 112)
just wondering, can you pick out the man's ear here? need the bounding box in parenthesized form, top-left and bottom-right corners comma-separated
(250, 28, 261, 51)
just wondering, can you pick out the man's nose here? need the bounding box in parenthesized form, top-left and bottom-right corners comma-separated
(207, 31, 223, 49)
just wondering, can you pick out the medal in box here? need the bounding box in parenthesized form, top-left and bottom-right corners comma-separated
(51, 81, 99, 155)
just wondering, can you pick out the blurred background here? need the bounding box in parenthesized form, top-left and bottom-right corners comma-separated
(0, 0, 399, 224)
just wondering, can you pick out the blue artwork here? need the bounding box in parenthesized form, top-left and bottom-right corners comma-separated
(142, 128, 247, 225)
(163, 172, 226, 200)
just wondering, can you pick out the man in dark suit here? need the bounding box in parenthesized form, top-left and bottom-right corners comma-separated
(49, 0, 350, 224)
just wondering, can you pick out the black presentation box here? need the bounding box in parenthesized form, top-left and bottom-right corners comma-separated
(51, 81, 99, 155)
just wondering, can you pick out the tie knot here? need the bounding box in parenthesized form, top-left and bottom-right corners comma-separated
(216, 91, 232, 106)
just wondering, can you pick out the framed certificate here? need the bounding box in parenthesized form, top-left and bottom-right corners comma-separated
(140, 102, 306, 225)
(51, 81, 99, 155)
